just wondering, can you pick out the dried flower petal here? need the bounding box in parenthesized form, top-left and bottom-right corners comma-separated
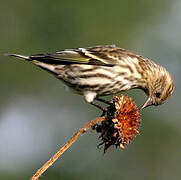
(113, 95, 140, 148)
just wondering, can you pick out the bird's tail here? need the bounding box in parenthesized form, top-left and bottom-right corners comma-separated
(4, 53, 30, 60)
(5, 53, 60, 75)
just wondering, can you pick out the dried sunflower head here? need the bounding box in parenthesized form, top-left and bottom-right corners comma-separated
(94, 95, 141, 152)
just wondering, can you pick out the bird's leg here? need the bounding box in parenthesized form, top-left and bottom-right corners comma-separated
(90, 102, 107, 116)
(90, 102, 106, 111)
(96, 97, 112, 105)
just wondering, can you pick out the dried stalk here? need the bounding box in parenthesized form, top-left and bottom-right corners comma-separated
(30, 116, 106, 180)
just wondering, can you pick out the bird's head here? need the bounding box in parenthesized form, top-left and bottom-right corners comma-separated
(142, 66, 174, 109)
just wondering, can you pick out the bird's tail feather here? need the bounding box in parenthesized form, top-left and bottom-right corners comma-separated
(4, 53, 30, 60)
(5, 53, 58, 74)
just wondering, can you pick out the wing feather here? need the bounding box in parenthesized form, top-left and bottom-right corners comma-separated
(29, 45, 137, 66)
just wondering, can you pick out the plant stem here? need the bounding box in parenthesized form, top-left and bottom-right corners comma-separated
(30, 116, 106, 180)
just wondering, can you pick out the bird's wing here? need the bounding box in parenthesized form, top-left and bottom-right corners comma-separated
(29, 45, 135, 66)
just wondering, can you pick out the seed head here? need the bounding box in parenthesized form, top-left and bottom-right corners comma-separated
(94, 95, 141, 152)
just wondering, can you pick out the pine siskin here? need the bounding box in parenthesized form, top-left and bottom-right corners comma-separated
(6, 45, 174, 109)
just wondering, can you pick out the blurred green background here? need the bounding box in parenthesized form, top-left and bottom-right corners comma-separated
(0, 0, 180, 179)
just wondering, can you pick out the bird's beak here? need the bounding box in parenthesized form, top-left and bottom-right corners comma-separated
(141, 97, 152, 109)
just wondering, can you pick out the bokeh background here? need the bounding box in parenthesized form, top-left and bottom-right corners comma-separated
(0, 0, 180, 179)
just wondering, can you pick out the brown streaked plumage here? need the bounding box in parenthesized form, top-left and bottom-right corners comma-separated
(6, 45, 174, 109)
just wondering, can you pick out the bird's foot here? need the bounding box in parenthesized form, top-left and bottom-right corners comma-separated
(90, 102, 107, 116)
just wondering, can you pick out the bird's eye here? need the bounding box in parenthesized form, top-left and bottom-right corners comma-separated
(155, 92, 161, 98)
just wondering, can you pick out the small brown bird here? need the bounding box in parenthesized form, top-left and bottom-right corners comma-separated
(6, 45, 174, 109)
